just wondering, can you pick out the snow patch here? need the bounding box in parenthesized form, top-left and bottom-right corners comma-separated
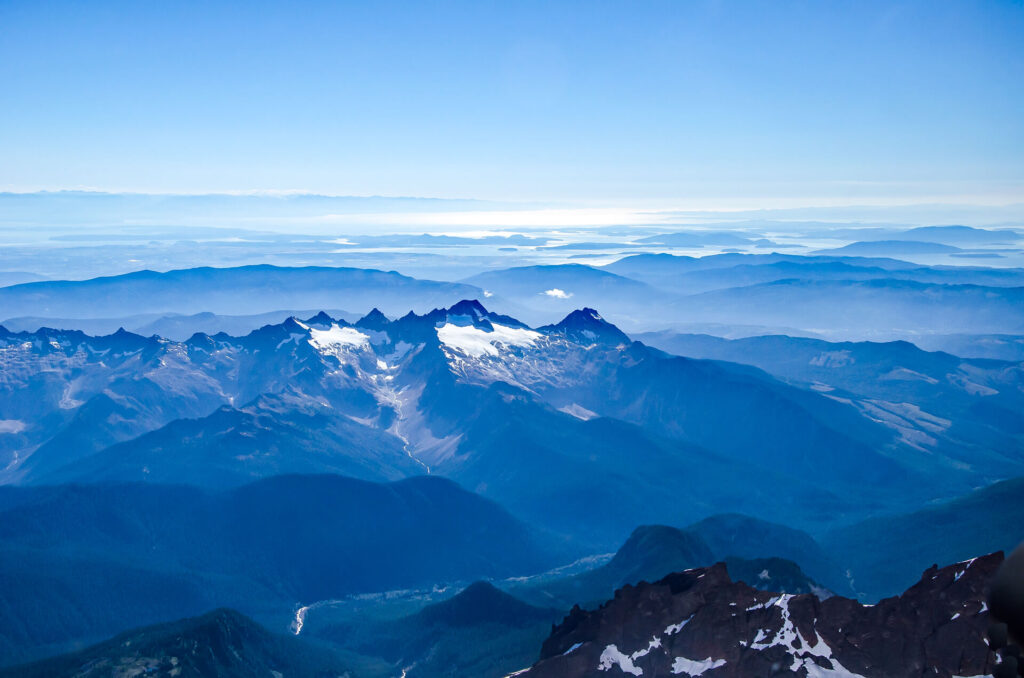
(597, 637, 661, 675)
(794, 657, 869, 677)
(749, 595, 867, 678)
(665, 615, 694, 636)
(671, 656, 726, 676)
(276, 332, 305, 349)
(437, 322, 541, 358)
(598, 644, 643, 675)
(308, 325, 370, 355)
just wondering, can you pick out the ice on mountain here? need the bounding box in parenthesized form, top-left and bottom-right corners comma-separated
(308, 325, 371, 354)
(436, 322, 541, 358)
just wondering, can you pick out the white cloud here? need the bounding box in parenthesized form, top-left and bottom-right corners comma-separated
(542, 288, 572, 299)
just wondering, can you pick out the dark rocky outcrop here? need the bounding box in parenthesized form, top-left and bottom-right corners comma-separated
(520, 552, 1003, 677)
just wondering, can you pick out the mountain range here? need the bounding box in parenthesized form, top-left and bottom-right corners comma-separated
(0, 265, 483, 318)
(6, 253, 1024, 341)
(637, 330, 1024, 478)
(4, 300, 1005, 547)
(1, 266, 1022, 675)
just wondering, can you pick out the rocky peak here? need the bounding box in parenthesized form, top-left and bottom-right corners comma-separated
(355, 307, 391, 330)
(540, 308, 630, 346)
(447, 299, 489, 319)
(303, 311, 335, 329)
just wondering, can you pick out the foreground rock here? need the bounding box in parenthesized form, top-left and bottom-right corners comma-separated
(518, 552, 1002, 678)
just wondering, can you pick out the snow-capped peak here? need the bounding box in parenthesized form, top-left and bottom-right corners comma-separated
(539, 308, 630, 346)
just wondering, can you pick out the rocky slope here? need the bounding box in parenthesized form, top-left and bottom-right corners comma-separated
(518, 553, 1002, 677)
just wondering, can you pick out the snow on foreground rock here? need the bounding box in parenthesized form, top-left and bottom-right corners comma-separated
(515, 552, 1003, 678)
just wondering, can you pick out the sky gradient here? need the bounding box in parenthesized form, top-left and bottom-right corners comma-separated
(2, 0, 1022, 206)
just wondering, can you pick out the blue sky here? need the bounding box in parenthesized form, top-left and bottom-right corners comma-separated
(1, 0, 1022, 206)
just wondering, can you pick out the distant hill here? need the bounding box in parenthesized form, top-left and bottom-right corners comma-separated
(0, 475, 559, 667)
(461, 264, 671, 326)
(823, 476, 1024, 600)
(0, 309, 357, 339)
(914, 332, 1024, 361)
(513, 521, 832, 610)
(38, 393, 423, 488)
(316, 581, 562, 678)
(0, 264, 483, 318)
(670, 278, 1024, 337)
(415, 581, 558, 629)
(814, 240, 963, 255)
(633, 231, 754, 247)
(900, 225, 1023, 244)
(827, 225, 1024, 246)
(603, 252, 916, 279)
(0, 272, 47, 288)
(686, 514, 843, 592)
(512, 525, 714, 609)
(0, 608, 351, 678)
(606, 256, 1024, 294)
(635, 330, 1024, 481)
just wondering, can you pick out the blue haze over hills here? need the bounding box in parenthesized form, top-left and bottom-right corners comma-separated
(2, 0, 1024, 671)
(1, 220, 1023, 673)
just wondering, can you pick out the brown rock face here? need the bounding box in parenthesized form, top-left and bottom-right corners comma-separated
(518, 553, 1003, 678)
